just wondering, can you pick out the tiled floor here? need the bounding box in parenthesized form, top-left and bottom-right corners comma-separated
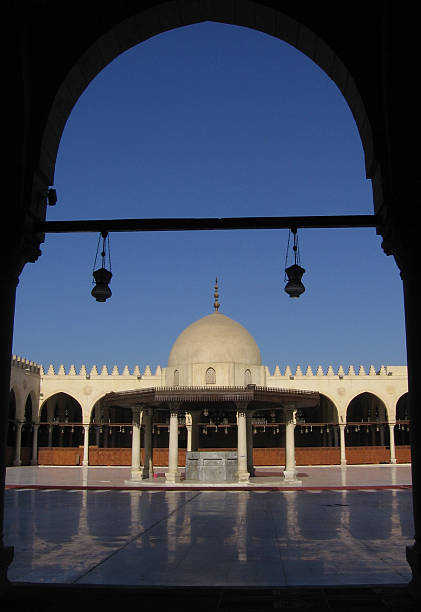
(5, 463, 413, 490)
(4, 464, 414, 587)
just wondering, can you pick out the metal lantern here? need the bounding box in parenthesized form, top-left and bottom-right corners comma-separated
(284, 263, 305, 298)
(284, 228, 305, 298)
(91, 267, 112, 302)
(91, 231, 112, 302)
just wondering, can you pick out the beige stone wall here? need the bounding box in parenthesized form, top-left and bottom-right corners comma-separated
(10, 358, 408, 426)
(267, 364, 408, 422)
(9, 357, 41, 421)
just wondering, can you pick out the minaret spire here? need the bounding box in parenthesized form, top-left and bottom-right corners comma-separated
(213, 277, 220, 312)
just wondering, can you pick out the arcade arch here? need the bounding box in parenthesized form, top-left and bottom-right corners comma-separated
(39, 392, 83, 448)
(395, 393, 410, 446)
(89, 399, 132, 449)
(346, 392, 389, 448)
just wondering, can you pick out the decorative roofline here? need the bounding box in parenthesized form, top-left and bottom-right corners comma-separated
(11, 355, 41, 374)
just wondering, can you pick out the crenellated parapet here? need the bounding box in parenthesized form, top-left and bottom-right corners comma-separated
(267, 364, 408, 378)
(41, 364, 162, 378)
(11, 355, 41, 374)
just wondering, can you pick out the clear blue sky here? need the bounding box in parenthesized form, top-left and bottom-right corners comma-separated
(13, 22, 406, 373)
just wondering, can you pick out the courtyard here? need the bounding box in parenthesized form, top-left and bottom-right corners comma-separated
(4, 465, 413, 587)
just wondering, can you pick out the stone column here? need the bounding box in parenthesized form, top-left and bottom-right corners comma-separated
(13, 422, 23, 466)
(48, 425, 53, 447)
(236, 404, 249, 482)
(284, 406, 299, 483)
(191, 411, 200, 451)
(143, 408, 153, 479)
(380, 423, 386, 446)
(131, 407, 142, 479)
(30, 424, 39, 465)
(333, 425, 339, 448)
(246, 414, 254, 476)
(385, 241, 421, 591)
(186, 412, 192, 452)
(166, 406, 181, 482)
(339, 423, 347, 466)
(82, 425, 90, 466)
(0, 270, 19, 584)
(389, 422, 397, 464)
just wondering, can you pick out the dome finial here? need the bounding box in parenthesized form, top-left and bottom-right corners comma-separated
(213, 277, 220, 311)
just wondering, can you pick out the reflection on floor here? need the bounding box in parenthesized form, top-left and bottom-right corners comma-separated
(4, 476, 414, 586)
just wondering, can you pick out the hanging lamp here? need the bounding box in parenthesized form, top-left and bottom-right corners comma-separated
(91, 231, 112, 302)
(284, 228, 305, 298)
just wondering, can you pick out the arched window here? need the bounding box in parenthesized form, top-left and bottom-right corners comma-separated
(244, 369, 252, 386)
(205, 367, 216, 385)
(174, 369, 180, 387)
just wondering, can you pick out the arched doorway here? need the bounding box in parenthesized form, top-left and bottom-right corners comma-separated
(345, 392, 390, 464)
(395, 393, 410, 463)
(38, 393, 83, 465)
(295, 394, 340, 465)
(2, 0, 420, 592)
(89, 400, 133, 465)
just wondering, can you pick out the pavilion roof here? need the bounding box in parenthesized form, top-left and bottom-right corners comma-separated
(101, 385, 319, 409)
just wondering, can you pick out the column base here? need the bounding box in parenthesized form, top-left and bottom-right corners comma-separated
(340, 459, 347, 466)
(165, 471, 181, 483)
(82, 460, 89, 466)
(407, 542, 421, 598)
(30, 459, 38, 466)
(237, 470, 250, 483)
(12, 459, 21, 466)
(390, 458, 397, 464)
(283, 468, 297, 480)
(130, 468, 146, 481)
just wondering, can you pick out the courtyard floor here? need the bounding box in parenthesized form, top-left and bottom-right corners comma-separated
(4, 464, 414, 588)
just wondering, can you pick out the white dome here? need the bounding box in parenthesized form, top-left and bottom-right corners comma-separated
(168, 312, 262, 366)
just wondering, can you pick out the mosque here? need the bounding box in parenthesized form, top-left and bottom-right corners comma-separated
(8, 284, 409, 482)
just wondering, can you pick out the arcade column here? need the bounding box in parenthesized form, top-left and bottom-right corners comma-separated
(165, 405, 181, 483)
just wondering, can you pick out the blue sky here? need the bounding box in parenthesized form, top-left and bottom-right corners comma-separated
(13, 22, 406, 372)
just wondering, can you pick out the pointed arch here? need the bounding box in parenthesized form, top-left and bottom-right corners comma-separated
(205, 367, 216, 385)
(38, 2, 376, 208)
(174, 369, 180, 387)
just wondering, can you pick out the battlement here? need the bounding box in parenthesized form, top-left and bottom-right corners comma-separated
(40, 363, 162, 378)
(269, 364, 408, 378)
(11, 355, 41, 374)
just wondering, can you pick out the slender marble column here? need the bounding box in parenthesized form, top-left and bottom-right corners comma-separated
(389, 422, 397, 464)
(143, 409, 153, 478)
(131, 407, 142, 479)
(166, 406, 181, 482)
(236, 404, 249, 482)
(191, 412, 200, 451)
(246, 414, 254, 476)
(284, 406, 299, 482)
(13, 422, 23, 466)
(82, 425, 90, 466)
(333, 425, 339, 448)
(30, 424, 39, 465)
(186, 412, 192, 452)
(339, 423, 347, 465)
(380, 424, 386, 446)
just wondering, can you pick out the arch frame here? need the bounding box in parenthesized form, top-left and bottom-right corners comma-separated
(35, 0, 376, 211)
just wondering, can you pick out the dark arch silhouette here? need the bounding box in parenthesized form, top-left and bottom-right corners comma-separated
(346, 392, 389, 448)
(39, 392, 83, 448)
(396, 392, 410, 446)
(36, 2, 376, 209)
